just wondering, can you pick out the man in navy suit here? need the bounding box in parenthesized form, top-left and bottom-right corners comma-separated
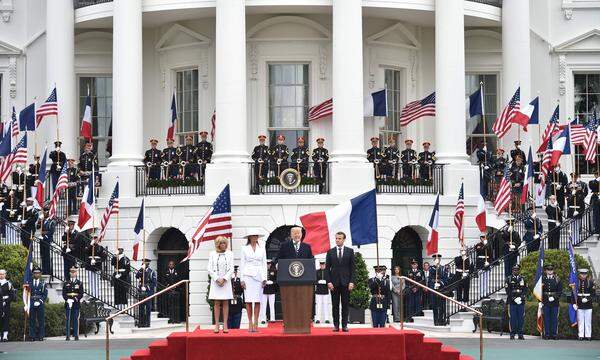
(325, 232, 355, 332)
(277, 226, 314, 260)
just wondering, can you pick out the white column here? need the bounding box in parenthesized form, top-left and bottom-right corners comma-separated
(205, 0, 250, 196)
(329, 0, 373, 194)
(46, 0, 77, 159)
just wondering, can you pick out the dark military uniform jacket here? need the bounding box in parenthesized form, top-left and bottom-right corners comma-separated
(474, 241, 491, 269)
(270, 144, 289, 164)
(78, 151, 98, 173)
(291, 146, 309, 165)
(49, 149, 67, 174)
(453, 256, 473, 281)
(29, 278, 48, 307)
(163, 268, 180, 287)
(252, 145, 269, 163)
(312, 147, 329, 164)
(418, 151, 436, 166)
(401, 148, 417, 164)
(367, 146, 384, 163)
(546, 170, 568, 198)
(510, 148, 525, 162)
(264, 268, 278, 295)
(111, 255, 131, 280)
(501, 229, 521, 255)
(492, 154, 507, 177)
(575, 279, 595, 309)
(144, 148, 162, 166)
(406, 268, 426, 291)
(0, 280, 16, 308)
(315, 268, 329, 295)
(542, 275, 563, 307)
(196, 141, 213, 163)
(368, 277, 390, 311)
(384, 145, 400, 164)
(178, 144, 197, 164)
(230, 276, 244, 313)
(62, 278, 84, 309)
(505, 274, 527, 305)
(161, 146, 179, 164)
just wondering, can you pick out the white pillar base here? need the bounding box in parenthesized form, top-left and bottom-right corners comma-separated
(443, 163, 479, 196)
(435, 152, 471, 166)
(205, 163, 250, 196)
(329, 162, 375, 195)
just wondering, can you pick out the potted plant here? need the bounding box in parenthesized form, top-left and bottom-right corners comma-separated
(348, 252, 369, 324)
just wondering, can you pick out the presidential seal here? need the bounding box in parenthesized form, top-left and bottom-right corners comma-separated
(288, 261, 305, 278)
(279, 168, 302, 190)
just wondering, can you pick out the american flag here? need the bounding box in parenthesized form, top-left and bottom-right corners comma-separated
(539, 137, 553, 195)
(584, 113, 598, 163)
(492, 87, 520, 138)
(97, 182, 119, 244)
(182, 184, 231, 262)
(454, 182, 465, 247)
(570, 118, 587, 145)
(48, 165, 69, 219)
(494, 167, 512, 215)
(537, 105, 559, 153)
(308, 98, 333, 122)
(399, 92, 436, 127)
(36, 87, 58, 127)
(210, 110, 216, 141)
(11, 106, 19, 138)
(0, 134, 27, 183)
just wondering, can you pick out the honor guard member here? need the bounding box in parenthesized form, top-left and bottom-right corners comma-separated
(85, 236, 107, 299)
(545, 195, 563, 249)
(196, 131, 213, 179)
(61, 217, 78, 279)
(40, 208, 56, 275)
(6, 187, 19, 224)
(428, 254, 447, 326)
(315, 260, 330, 324)
(502, 220, 521, 277)
(252, 134, 269, 180)
(541, 264, 563, 340)
(62, 266, 84, 341)
(162, 138, 180, 179)
(163, 260, 181, 323)
(418, 141, 436, 181)
(367, 137, 384, 180)
(49, 141, 67, 189)
(510, 154, 525, 210)
(476, 143, 491, 198)
(0, 269, 16, 342)
(66, 158, 79, 214)
(383, 137, 400, 180)
(144, 139, 162, 180)
(291, 137, 309, 177)
(546, 165, 568, 210)
(524, 208, 543, 252)
(28, 266, 48, 341)
(270, 134, 289, 176)
(78, 142, 98, 182)
(228, 266, 244, 330)
(20, 198, 38, 248)
(179, 135, 198, 179)
(401, 139, 418, 180)
(492, 148, 507, 184)
(26, 156, 41, 195)
(136, 259, 157, 328)
(11, 165, 26, 205)
(510, 140, 525, 163)
(260, 260, 278, 324)
(573, 268, 595, 340)
(312, 138, 329, 194)
(505, 265, 527, 340)
(406, 259, 426, 321)
(452, 248, 473, 305)
(0, 184, 8, 237)
(590, 178, 600, 234)
(475, 234, 491, 296)
(566, 173, 586, 219)
(111, 248, 131, 309)
(369, 265, 390, 328)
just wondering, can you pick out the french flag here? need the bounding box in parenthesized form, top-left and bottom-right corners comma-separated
(550, 126, 571, 167)
(132, 199, 145, 261)
(476, 187, 486, 233)
(363, 89, 387, 117)
(167, 91, 177, 141)
(33, 147, 48, 208)
(520, 147, 535, 205)
(300, 189, 378, 255)
(80, 95, 93, 143)
(426, 194, 440, 256)
(77, 171, 95, 231)
(511, 97, 539, 131)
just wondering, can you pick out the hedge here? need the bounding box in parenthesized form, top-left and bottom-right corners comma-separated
(0, 244, 28, 290)
(349, 252, 370, 310)
(7, 301, 66, 341)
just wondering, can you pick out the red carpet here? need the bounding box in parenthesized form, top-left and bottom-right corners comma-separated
(124, 323, 474, 360)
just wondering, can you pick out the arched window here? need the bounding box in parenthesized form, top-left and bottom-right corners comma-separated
(391, 226, 424, 275)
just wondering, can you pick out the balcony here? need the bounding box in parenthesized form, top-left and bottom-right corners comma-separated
(135, 166, 205, 197)
(250, 162, 330, 195)
(375, 164, 444, 195)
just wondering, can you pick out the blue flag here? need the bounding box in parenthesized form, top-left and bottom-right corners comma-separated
(19, 103, 36, 131)
(468, 87, 484, 118)
(567, 240, 578, 327)
(528, 97, 539, 124)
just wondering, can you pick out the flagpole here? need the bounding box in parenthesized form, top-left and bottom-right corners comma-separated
(480, 82, 487, 155)
(141, 199, 146, 289)
(55, 83, 60, 143)
(116, 177, 120, 274)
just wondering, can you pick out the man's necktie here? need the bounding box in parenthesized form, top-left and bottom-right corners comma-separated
(338, 247, 342, 262)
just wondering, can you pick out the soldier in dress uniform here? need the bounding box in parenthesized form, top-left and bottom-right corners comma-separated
(474, 234, 491, 297)
(62, 266, 84, 341)
(136, 259, 157, 328)
(11, 165, 26, 206)
(315, 260, 330, 324)
(312, 138, 329, 194)
(546, 165, 568, 211)
(85, 235, 107, 299)
(541, 264, 562, 340)
(383, 137, 400, 180)
(505, 264, 527, 340)
(61, 218, 78, 279)
(367, 137, 384, 180)
(418, 141, 436, 182)
(162, 138, 180, 179)
(566, 173, 586, 219)
(6, 187, 19, 224)
(452, 248, 473, 306)
(572, 268, 595, 340)
(291, 137, 309, 177)
(260, 260, 278, 324)
(0, 184, 8, 238)
(492, 148, 507, 187)
(510, 154, 525, 211)
(66, 158, 79, 214)
(369, 265, 390, 328)
(20, 198, 38, 248)
(144, 139, 162, 180)
(28, 266, 47, 341)
(406, 259, 426, 322)
(0, 269, 16, 342)
(196, 131, 213, 179)
(252, 135, 270, 186)
(590, 178, 600, 235)
(111, 248, 130, 310)
(502, 219, 521, 277)
(401, 139, 417, 180)
(163, 260, 181, 323)
(428, 254, 447, 326)
(78, 142, 98, 183)
(524, 207, 543, 252)
(49, 141, 66, 190)
(178, 135, 198, 179)
(40, 207, 56, 275)
(510, 140, 525, 163)
(228, 265, 244, 330)
(270, 134, 289, 176)
(27, 156, 41, 197)
(545, 195, 563, 249)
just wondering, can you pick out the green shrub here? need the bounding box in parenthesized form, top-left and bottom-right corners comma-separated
(8, 301, 66, 341)
(349, 252, 369, 310)
(0, 244, 28, 290)
(523, 302, 600, 339)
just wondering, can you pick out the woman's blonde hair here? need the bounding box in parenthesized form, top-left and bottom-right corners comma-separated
(214, 236, 229, 252)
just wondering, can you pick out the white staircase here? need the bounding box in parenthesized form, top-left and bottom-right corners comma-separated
(112, 311, 182, 334)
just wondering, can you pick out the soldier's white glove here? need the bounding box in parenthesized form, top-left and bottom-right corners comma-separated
(556, 185, 561, 190)
(582, 298, 588, 304)
(34, 301, 40, 307)
(141, 286, 146, 292)
(508, 226, 514, 232)
(115, 274, 121, 279)
(2, 295, 8, 300)
(574, 211, 579, 217)
(434, 283, 440, 290)
(556, 222, 561, 226)
(21, 220, 26, 225)
(266, 280, 273, 285)
(39, 214, 44, 220)
(572, 304, 578, 311)
(90, 259, 96, 266)
(531, 212, 537, 219)
(514, 297, 522, 305)
(67, 299, 74, 308)
(548, 296, 555, 302)
(66, 248, 71, 253)
(538, 302, 543, 310)
(534, 234, 540, 240)
(509, 244, 516, 251)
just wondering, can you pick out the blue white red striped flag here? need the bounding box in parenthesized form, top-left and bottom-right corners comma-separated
(167, 91, 177, 141)
(426, 194, 440, 256)
(132, 199, 145, 261)
(521, 147, 534, 205)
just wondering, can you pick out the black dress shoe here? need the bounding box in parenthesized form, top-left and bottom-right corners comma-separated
(65, 337, 70, 341)
(510, 335, 515, 340)
(578, 337, 584, 341)
(74, 336, 79, 341)
(315, 320, 320, 324)
(325, 320, 330, 324)
(332, 328, 339, 332)
(518, 335, 525, 340)
(342, 327, 349, 332)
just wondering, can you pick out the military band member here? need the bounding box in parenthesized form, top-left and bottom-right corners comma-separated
(0, 269, 16, 342)
(492, 148, 507, 185)
(67, 158, 79, 214)
(505, 265, 527, 340)
(502, 220, 521, 277)
(270, 134, 289, 176)
(418, 141, 436, 181)
(49, 141, 67, 190)
(383, 137, 400, 180)
(163, 260, 181, 323)
(572, 268, 595, 340)
(369, 265, 390, 328)
(510, 155, 525, 209)
(312, 138, 329, 194)
(197, 131, 213, 179)
(28, 266, 47, 341)
(62, 266, 84, 341)
(78, 142, 98, 181)
(545, 195, 563, 249)
(315, 260, 330, 324)
(144, 139, 162, 180)
(401, 139, 418, 180)
(112, 248, 131, 309)
(0, 184, 8, 238)
(20, 198, 38, 248)
(252, 135, 270, 192)
(590, 178, 600, 235)
(367, 137, 384, 180)
(510, 140, 525, 163)
(137, 259, 157, 328)
(228, 266, 244, 329)
(406, 260, 426, 321)
(61, 218, 78, 279)
(474, 234, 491, 296)
(428, 254, 447, 326)
(260, 260, 278, 324)
(546, 165, 568, 210)
(6, 188, 19, 224)
(178, 135, 198, 179)
(291, 137, 309, 177)
(541, 264, 562, 340)
(452, 248, 473, 305)
(162, 138, 180, 179)
(524, 208, 543, 252)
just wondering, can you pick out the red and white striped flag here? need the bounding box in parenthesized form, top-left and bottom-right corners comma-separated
(454, 183, 465, 246)
(36, 87, 58, 127)
(399, 92, 436, 127)
(11, 106, 19, 139)
(0, 134, 27, 183)
(308, 98, 333, 122)
(494, 167, 512, 215)
(539, 137, 553, 195)
(537, 105, 559, 153)
(97, 182, 119, 244)
(584, 114, 598, 163)
(570, 119, 587, 145)
(492, 87, 520, 138)
(210, 110, 216, 141)
(48, 166, 69, 219)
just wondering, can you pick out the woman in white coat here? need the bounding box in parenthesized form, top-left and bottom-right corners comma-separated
(240, 230, 268, 332)
(207, 236, 234, 333)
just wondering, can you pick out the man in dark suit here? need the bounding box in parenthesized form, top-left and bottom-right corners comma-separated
(325, 231, 355, 332)
(277, 226, 314, 260)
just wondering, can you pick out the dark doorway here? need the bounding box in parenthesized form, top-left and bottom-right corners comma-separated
(391, 227, 423, 276)
(157, 228, 189, 323)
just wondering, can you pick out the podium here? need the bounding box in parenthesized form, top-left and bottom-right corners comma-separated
(277, 259, 316, 334)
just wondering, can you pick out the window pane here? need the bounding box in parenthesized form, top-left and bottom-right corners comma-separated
(268, 64, 310, 137)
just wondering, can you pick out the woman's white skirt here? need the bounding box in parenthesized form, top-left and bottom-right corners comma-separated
(242, 275, 263, 303)
(208, 278, 233, 300)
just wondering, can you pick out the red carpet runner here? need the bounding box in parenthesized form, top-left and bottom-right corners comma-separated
(124, 323, 473, 360)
